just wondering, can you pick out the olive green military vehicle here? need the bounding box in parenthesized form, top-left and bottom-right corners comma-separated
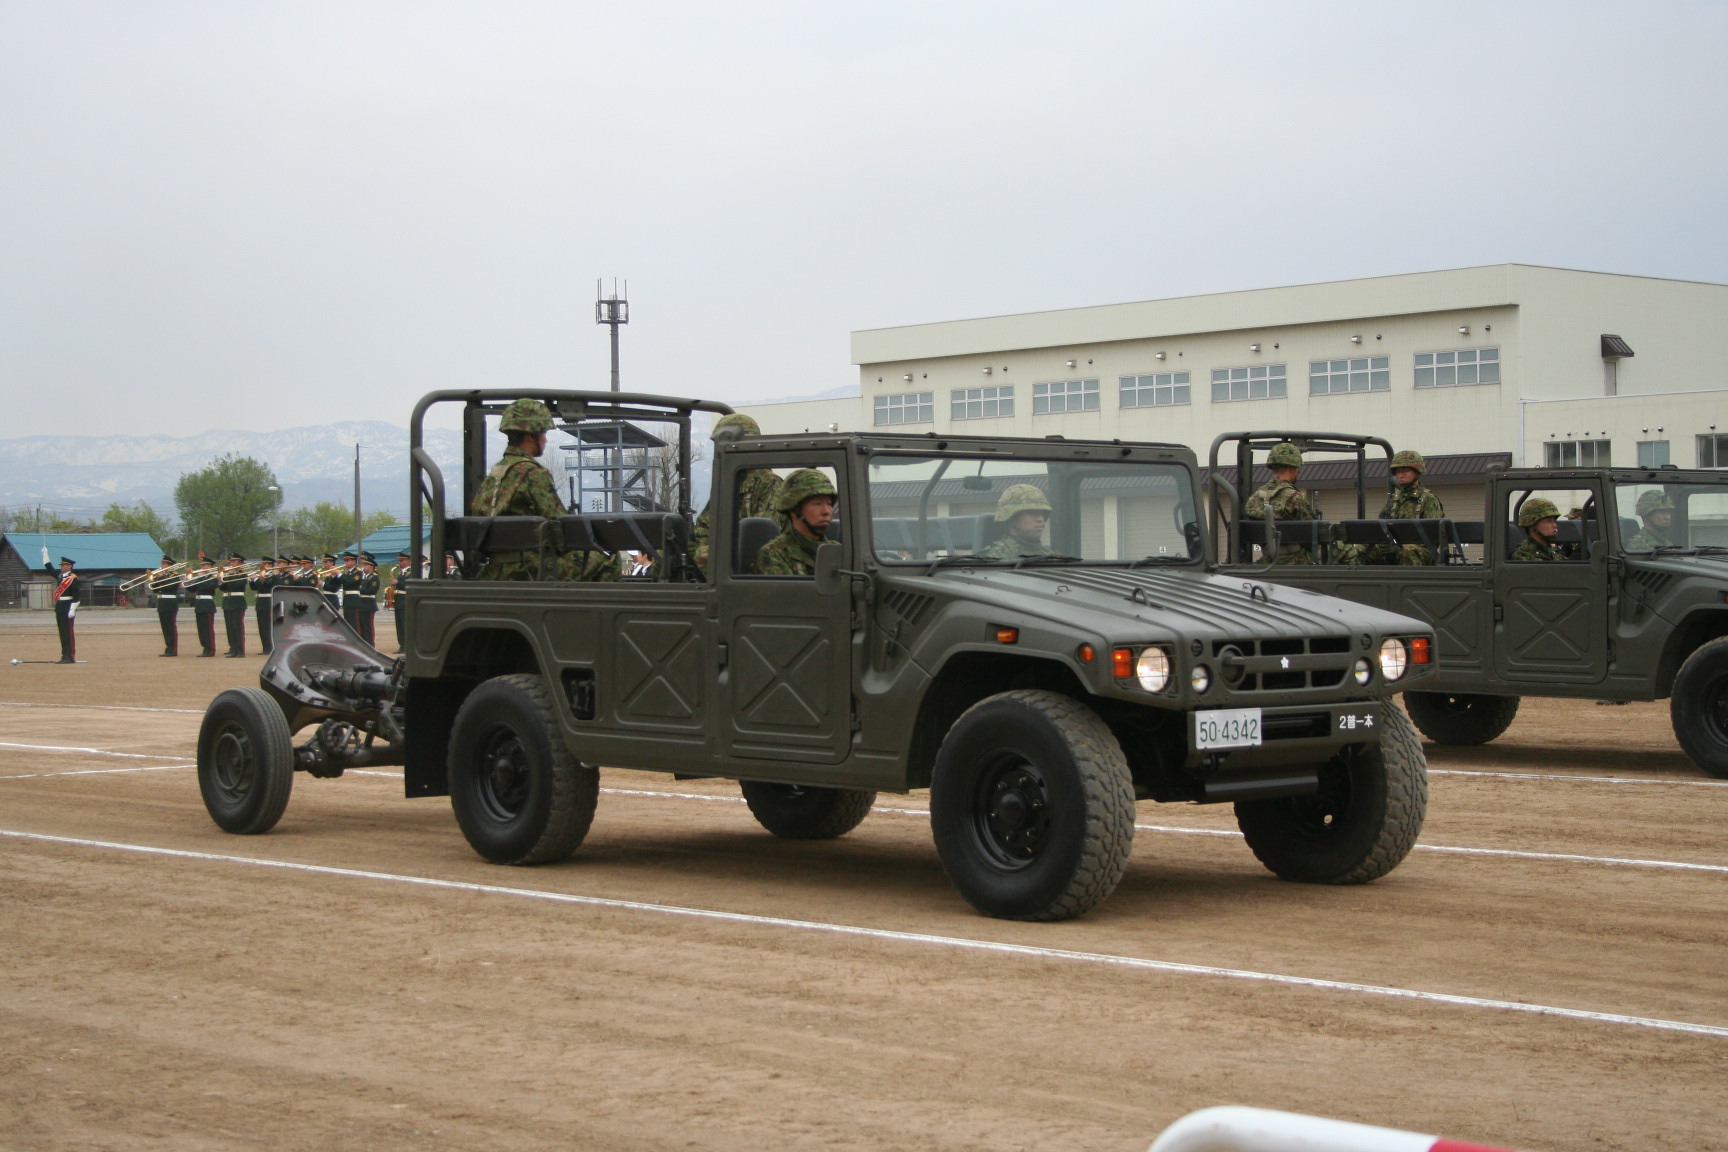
(1212, 431, 1728, 778)
(195, 392, 1438, 921)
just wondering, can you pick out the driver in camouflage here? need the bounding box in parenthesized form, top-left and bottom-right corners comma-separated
(976, 484, 1056, 560)
(471, 398, 616, 582)
(1625, 490, 1676, 551)
(1338, 449, 1447, 565)
(749, 469, 836, 576)
(1243, 442, 1319, 564)
(691, 413, 786, 572)
(1510, 497, 1565, 562)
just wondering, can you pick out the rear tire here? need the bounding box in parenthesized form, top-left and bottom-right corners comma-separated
(929, 689, 1135, 921)
(1236, 703, 1427, 884)
(1671, 638, 1728, 779)
(740, 781, 876, 839)
(1402, 691, 1520, 746)
(448, 674, 598, 864)
(197, 687, 294, 834)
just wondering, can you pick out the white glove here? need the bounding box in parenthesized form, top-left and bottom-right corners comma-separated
(41, 545, 50, 564)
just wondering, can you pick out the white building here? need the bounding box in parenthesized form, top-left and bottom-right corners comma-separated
(738, 264, 1728, 518)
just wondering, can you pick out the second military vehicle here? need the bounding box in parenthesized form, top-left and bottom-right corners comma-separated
(196, 392, 1438, 921)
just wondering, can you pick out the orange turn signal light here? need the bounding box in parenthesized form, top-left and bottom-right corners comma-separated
(995, 627, 1019, 645)
(1411, 637, 1432, 665)
(1078, 643, 1095, 663)
(1111, 647, 1136, 678)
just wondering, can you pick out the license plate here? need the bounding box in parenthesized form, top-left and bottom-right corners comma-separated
(1335, 711, 1377, 734)
(1193, 708, 1262, 750)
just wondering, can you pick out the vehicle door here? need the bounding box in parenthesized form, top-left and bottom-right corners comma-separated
(717, 454, 853, 764)
(1493, 480, 1608, 684)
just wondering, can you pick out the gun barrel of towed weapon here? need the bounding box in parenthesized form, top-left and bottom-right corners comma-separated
(308, 665, 399, 704)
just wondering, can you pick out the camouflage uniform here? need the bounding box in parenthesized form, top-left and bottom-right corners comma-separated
(1511, 537, 1564, 563)
(749, 468, 835, 576)
(1625, 491, 1676, 552)
(977, 484, 1056, 560)
(1342, 450, 1447, 565)
(1510, 497, 1564, 562)
(693, 469, 786, 570)
(471, 400, 616, 582)
(1243, 445, 1318, 564)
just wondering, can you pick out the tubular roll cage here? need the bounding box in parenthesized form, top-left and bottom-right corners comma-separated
(1206, 430, 1396, 566)
(407, 389, 735, 579)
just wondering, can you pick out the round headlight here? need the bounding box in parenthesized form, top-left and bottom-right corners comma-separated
(1353, 657, 1373, 686)
(1378, 637, 1409, 682)
(1136, 647, 1171, 693)
(1190, 664, 1211, 693)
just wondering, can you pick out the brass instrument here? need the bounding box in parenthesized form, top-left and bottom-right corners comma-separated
(120, 562, 187, 592)
(312, 565, 343, 580)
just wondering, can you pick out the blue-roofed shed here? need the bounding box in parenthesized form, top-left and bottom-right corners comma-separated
(0, 532, 167, 609)
(347, 523, 432, 561)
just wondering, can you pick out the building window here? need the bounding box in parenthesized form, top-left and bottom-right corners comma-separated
(873, 391, 933, 426)
(949, 385, 1013, 421)
(1699, 433, 1728, 468)
(1637, 440, 1670, 467)
(1211, 364, 1287, 403)
(1121, 372, 1191, 408)
(1545, 440, 1611, 467)
(1415, 346, 1500, 388)
(1309, 356, 1389, 395)
(1033, 378, 1099, 414)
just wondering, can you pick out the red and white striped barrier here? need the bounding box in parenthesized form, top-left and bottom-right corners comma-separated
(1147, 1106, 1520, 1152)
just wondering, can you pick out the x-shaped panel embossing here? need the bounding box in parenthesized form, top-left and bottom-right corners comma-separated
(732, 620, 832, 731)
(616, 618, 703, 721)
(1506, 591, 1591, 663)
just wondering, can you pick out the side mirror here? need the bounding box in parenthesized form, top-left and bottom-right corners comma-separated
(814, 541, 844, 596)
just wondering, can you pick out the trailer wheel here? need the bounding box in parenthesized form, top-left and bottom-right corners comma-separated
(448, 674, 598, 864)
(929, 689, 1135, 921)
(1672, 637, 1728, 779)
(740, 781, 876, 839)
(1402, 691, 1520, 746)
(197, 687, 294, 834)
(1236, 703, 1428, 884)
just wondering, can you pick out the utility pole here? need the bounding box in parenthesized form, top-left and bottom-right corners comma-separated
(353, 444, 362, 552)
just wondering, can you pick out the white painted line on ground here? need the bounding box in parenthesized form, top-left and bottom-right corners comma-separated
(0, 701, 204, 715)
(0, 741, 195, 761)
(0, 765, 191, 780)
(1431, 768, 1728, 788)
(4, 826, 1724, 1041)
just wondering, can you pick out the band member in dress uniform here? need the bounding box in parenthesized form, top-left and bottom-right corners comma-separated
(185, 555, 219, 657)
(350, 553, 381, 645)
(250, 557, 278, 655)
(390, 549, 412, 652)
(338, 550, 362, 629)
(218, 553, 249, 657)
(319, 554, 342, 611)
(148, 555, 183, 656)
(444, 551, 461, 579)
(40, 547, 80, 663)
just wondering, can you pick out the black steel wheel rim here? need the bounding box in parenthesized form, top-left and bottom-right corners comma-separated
(210, 722, 255, 802)
(1704, 671, 1728, 742)
(1285, 759, 1353, 836)
(969, 752, 1051, 869)
(475, 726, 532, 822)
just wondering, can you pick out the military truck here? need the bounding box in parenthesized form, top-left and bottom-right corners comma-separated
(1211, 431, 1728, 778)
(195, 391, 1438, 921)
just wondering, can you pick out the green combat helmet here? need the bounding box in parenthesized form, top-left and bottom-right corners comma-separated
(498, 398, 554, 433)
(1267, 442, 1303, 468)
(711, 412, 761, 439)
(1636, 490, 1675, 517)
(1390, 449, 1426, 474)
(777, 468, 837, 512)
(1517, 497, 1561, 527)
(995, 483, 1053, 521)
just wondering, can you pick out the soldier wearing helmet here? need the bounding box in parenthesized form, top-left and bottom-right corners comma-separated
(691, 412, 787, 572)
(1625, 490, 1677, 552)
(749, 468, 837, 575)
(471, 399, 614, 582)
(1341, 448, 1447, 566)
(1511, 497, 1565, 562)
(1243, 442, 1320, 564)
(977, 484, 1056, 560)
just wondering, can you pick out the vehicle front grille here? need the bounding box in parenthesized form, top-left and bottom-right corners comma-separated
(1212, 636, 1353, 693)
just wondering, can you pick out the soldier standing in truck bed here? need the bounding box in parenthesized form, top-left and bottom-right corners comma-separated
(1243, 442, 1319, 564)
(472, 398, 614, 582)
(692, 413, 786, 572)
(1339, 449, 1446, 565)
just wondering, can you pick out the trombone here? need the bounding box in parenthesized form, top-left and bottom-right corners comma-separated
(120, 562, 187, 592)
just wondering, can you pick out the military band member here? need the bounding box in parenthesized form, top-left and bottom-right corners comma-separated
(338, 550, 362, 628)
(1243, 442, 1320, 564)
(218, 553, 248, 657)
(1510, 498, 1566, 562)
(749, 469, 837, 576)
(319, 554, 342, 611)
(391, 549, 412, 653)
(186, 555, 219, 656)
(40, 547, 80, 663)
(350, 553, 381, 645)
(444, 551, 460, 579)
(148, 555, 183, 656)
(250, 557, 278, 655)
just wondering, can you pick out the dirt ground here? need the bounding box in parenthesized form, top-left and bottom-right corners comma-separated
(2, 609, 1725, 1152)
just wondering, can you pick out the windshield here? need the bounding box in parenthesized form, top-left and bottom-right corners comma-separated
(1614, 478, 1728, 552)
(866, 453, 1202, 564)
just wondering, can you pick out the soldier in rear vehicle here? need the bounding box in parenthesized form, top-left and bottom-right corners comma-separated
(692, 413, 786, 572)
(976, 485, 1056, 560)
(471, 398, 614, 582)
(1339, 449, 1446, 565)
(1243, 442, 1319, 564)
(749, 469, 836, 576)
(1510, 498, 1566, 562)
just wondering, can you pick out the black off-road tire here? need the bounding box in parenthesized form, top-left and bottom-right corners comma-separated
(929, 689, 1135, 921)
(1236, 703, 1428, 884)
(1671, 638, 1728, 779)
(740, 781, 876, 839)
(448, 674, 598, 864)
(197, 686, 295, 834)
(1402, 691, 1520, 746)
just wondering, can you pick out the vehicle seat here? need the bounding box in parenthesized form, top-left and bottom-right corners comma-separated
(735, 517, 780, 572)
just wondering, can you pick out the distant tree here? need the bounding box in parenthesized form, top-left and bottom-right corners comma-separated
(281, 504, 399, 556)
(3, 506, 89, 533)
(174, 455, 282, 557)
(97, 500, 172, 541)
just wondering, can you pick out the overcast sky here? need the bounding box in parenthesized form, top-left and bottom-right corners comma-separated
(2, 0, 1724, 440)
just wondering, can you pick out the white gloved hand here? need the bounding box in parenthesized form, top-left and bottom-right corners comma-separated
(41, 545, 50, 564)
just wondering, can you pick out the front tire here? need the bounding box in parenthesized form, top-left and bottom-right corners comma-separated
(197, 687, 294, 834)
(1672, 638, 1728, 779)
(1236, 703, 1427, 884)
(740, 781, 876, 839)
(448, 674, 598, 864)
(1402, 691, 1520, 745)
(929, 689, 1135, 921)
